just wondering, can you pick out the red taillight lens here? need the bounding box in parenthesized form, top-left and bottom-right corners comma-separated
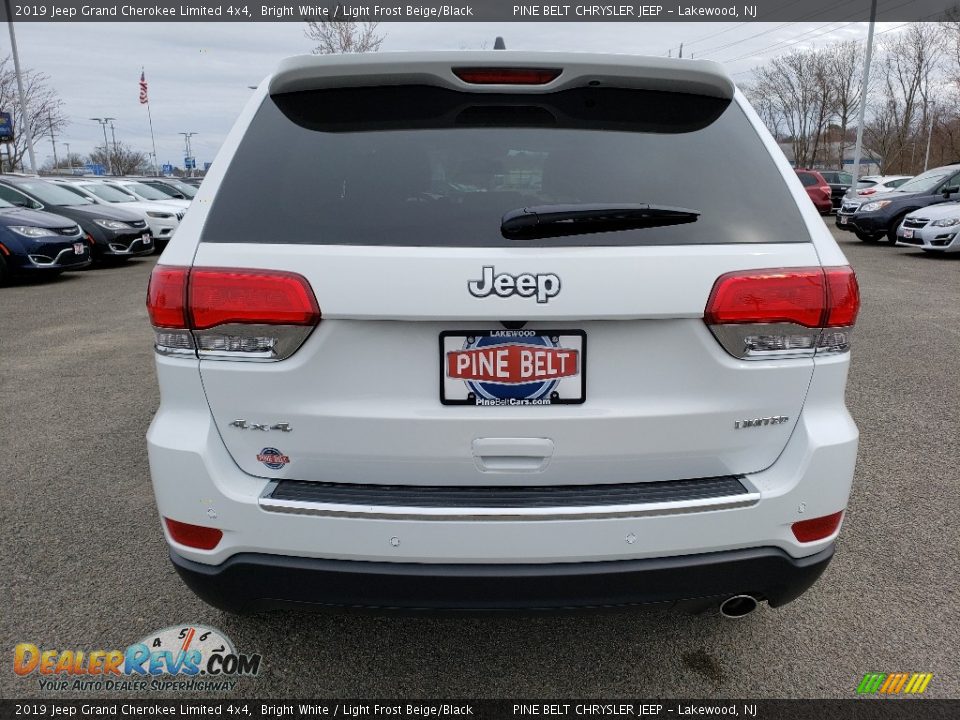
(188, 268, 320, 330)
(453, 67, 562, 85)
(146, 266, 188, 328)
(147, 266, 321, 360)
(704, 266, 859, 359)
(705, 268, 826, 328)
(705, 267, 860, 329)
(858, 189, 876, 195)
(820, 185, 831, 198)
(791, 511, 844, 542)
(164, 518, 223, 550)
(824, 266, 860, 327)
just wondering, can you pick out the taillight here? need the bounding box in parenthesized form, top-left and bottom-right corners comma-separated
(704, 266, 859, 359)
(858, 189, 876, 195)
(164, 518, 223, 550)
(453, 67, 562, 85)
(146, 266, 193, 354)
(792, 511, 844, 542)
(146, 265, 320, 361)
(819, 185, 831, 198)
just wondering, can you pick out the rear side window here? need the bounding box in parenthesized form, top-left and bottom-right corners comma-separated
(204, 85, 811, 247)
(797, 172, 818, 187)
(819, 172, 852, 184)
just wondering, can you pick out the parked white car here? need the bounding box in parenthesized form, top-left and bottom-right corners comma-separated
(147, 52, 860, 615)
(842, 175, 912, 202)
(51, 179, 183, 245)
(895, 201, 960, 253)
(102, 179, 191, 213)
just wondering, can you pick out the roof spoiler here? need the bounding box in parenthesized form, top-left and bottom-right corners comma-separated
(268, 52, 735, 100)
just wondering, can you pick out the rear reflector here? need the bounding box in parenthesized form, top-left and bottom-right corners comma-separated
(704, 266, 859, 359)
(164, 518, 223, 550)
(791, 511, 844, 543)
(147, 266, 320, 361)
(453, 67, 562, 85)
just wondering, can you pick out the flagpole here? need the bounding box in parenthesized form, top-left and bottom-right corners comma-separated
(142, 67, 159, 176)
(146, 101, 159, 176)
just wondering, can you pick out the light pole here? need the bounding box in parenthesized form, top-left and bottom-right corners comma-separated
(923, 101, 935, 172)
(4, 0, 37, 173)
(179, 132, 196, 176)
(91, 117, 115, 174)
(851, 0, 877, 187)
(108, 120, 118, 158)
(64, 142, 71, 171)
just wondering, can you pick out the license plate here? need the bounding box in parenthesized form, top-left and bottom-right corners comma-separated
(903, 228, 914, 238)
(440, 330, 586, 406)
(839, 216, 848, 225)
(142, 233, 152, 245)
(73, 243, 85, 255)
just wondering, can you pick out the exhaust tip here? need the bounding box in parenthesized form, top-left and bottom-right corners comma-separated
(719, 594, 758, 619)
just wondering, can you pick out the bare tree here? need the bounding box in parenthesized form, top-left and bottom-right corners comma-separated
(827, 41, 867, 170)
(745, 86, 784, 140)
(0, 56, 69, 172)
(304, 21, 385, 54)
(942, 5, 960, 84)
(875, 23, 945, 173)
(88, 142, 150, 176)
(751, 48, 835, 168)
(863, 97, 902, 173)
(39, 152, 86, 174)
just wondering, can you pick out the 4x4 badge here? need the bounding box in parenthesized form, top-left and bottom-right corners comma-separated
(468, 266, 561, 304)
(230, 420, 292, 432)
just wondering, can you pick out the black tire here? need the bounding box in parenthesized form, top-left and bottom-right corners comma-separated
(0, 254, 8, 286)
(887, 213, 909, 244)
(855, 231, 883, 243)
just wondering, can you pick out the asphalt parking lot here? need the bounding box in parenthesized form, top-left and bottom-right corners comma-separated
(1, 226, 958, 700)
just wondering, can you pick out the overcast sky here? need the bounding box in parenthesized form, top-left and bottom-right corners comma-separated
(4, 21, 902, 169)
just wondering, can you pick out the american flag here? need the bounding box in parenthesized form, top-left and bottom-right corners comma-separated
(139, 71, 148, 104)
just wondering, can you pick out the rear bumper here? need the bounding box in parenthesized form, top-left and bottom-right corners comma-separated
(170, 544, 835, 613)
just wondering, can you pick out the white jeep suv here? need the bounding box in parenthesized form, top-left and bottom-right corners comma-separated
(146, 52, 860, 615)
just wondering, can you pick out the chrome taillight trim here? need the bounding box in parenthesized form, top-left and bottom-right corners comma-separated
(708, 323, 853, 361)
(194, 323, 315, 362)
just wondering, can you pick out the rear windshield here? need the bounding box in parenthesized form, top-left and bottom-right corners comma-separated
(203, 85, 810, 247)
(796, 172, 818, 187)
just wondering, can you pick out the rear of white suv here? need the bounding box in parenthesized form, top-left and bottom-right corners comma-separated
(146, 52, 859, 614)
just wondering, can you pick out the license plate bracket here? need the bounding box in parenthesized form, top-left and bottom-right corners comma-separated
(440, 329, 586, 406)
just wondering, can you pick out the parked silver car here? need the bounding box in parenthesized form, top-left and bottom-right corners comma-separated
(895, 201, 960, 253)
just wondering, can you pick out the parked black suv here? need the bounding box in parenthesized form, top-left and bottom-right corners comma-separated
(818, 170, 853, 212)
(0, 177, 154, 262)
(836, 164, 960, 243)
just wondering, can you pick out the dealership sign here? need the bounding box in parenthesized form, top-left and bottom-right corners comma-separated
(0, 112, 13, 142)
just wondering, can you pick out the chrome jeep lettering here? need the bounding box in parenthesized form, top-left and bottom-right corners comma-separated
(468, 266, 561, 303)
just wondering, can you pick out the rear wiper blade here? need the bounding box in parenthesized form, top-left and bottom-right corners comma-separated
(501, 203, 700, 240)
